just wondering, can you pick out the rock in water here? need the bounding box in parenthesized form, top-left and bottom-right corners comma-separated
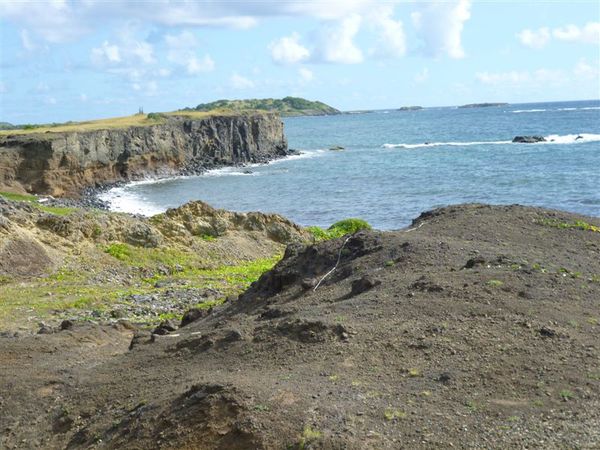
(512, 135, 546, 143)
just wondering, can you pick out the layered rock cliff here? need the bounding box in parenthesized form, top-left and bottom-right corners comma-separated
(0, 112, 287, 196)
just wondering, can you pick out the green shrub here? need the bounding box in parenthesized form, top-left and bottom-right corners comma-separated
(146, 112, 166, 121)
(328, 218, 372, 237)
(307, 218, 372, 242)
(105, 243, 131, 261)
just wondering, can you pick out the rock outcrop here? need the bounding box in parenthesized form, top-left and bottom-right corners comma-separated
(512, 135, 546, 143)
(0, 113, 287, 196)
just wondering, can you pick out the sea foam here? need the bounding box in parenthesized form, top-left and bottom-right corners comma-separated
(382, 133, 600, 149)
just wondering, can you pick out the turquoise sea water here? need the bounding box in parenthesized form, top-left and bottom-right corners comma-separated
(101, 100, 600, 230)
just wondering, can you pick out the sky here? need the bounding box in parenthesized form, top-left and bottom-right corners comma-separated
(0, 0, 599, 123)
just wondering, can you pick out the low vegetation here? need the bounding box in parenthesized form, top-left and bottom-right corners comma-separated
(307, 218, 372, 242)
(187, 96, 341, 117)
(0, 191, 75, 216)
(537, 218, 600, 233)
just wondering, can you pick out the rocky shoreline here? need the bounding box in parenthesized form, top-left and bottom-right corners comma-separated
(0, 112, 288, 197)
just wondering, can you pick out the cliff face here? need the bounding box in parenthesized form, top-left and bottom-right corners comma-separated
(0, 113, 287, 196)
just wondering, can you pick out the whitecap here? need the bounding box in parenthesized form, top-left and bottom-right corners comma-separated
(542, 133, 600, 144)
(382, 140, 511, 149)
(98, 187, 165, 217)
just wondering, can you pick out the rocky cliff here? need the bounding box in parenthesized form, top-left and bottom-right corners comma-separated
(0, 112, 287, 196)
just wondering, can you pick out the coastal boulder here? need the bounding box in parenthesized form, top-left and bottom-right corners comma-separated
(512, 135, 546, 143)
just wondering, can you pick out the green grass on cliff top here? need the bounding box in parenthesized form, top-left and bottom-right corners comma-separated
(0, 109, 252, 136)
(0, 97, 339, 136)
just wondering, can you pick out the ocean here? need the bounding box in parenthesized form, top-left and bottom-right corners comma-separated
(99, 100, 600, 230)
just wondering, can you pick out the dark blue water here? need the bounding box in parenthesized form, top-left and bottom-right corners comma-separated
(101, 100, 600, 229)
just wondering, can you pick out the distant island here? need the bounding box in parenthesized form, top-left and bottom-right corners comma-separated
(459, 102, 509, 108)
(186, 96, 341, 117)
(397, 106, 423, 111)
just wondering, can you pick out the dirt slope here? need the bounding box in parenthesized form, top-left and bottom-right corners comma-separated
(1, 204, 599, 449)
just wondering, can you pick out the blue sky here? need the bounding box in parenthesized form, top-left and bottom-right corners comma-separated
(0, 0, 598, 123)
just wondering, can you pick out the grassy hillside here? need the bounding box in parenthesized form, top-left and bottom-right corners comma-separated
(189, 96, 341, 116)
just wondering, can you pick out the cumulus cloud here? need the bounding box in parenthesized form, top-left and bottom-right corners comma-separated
(573, 58, 600, 80)
(368, 6, 406, 58)
(517, 22, 600, 49)
(476, 71, 530, 85)
(165, 31, 215, 75)
(20, 29, 36, 51)
(411, 0, 471, 59)
(315, 14, 363, 64)
(91, 41, 122, 65)
(269, 33, 310, 65)
(476, 61, 596, 86)
(414, 68, 429, 83)
(0, 1, 375, 43)
(517, 28, 551, 49)
(298, 67, 314, 83)
(553, 22, 600, 44)
(0, 1, 88, 43)
(230, 73, 255, 89)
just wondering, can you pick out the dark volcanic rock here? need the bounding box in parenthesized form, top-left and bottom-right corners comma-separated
(0, 113, 288, 196)
(180, 307, 213, 327)
(512, 135, 546, 143)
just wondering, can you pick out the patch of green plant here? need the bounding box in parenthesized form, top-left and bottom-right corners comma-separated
(559, 389, 574, 401)
(146, 112, 167, 121)
(486, 279, 504, 287)
(384, 408, 406, 421)
(0, 191, 75, 216)
(537, 218, 600, 233)
(253, 404, 270, 412)
(200, 234, 216, 242)
(307, 218, 372, 242)
(105, 243, 131, 261)
(298, 425, 322, 449)
(306, 226, 330, 241)
(0, 191, 37, 202)
(38, 204, 76, 216)
(464, 400, 478, 410)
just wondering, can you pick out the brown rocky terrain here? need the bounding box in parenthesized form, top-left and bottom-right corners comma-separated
(0, 112, 287, 196)
(1, 203, 599, 449)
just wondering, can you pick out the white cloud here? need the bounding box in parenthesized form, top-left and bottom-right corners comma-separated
(553, 22, 600, 44)
(0, 1, 375, 43)
(315, 14, 363, 64)
(165, 31, 215, 75)
(517, 22, 600, 49)
(476, 61, 597, 87)
(411, 0, 471, 59)
(269, 33, 310, 65)
(79, 93, 88, 102)
(91, 41, 121, 65)
(368, 6, 406, 58)
(20, 29, 36, 51)
(158, 68, 172, 77)
(414, 68, 429, 83)
(132, 81, 158, 96)
(517, 28, 551, 49)
(44, 96, 57, 105)
(299, 67, 314, 83)
(476, 71, 530, 85)
(230, 73, 255, 89)
(573, 58, 600, 80)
